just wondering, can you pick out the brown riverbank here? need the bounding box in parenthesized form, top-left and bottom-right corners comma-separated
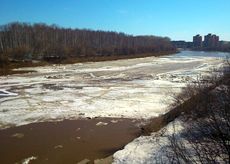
(0, 51, 177, 76)
(0, 118, 141, 164)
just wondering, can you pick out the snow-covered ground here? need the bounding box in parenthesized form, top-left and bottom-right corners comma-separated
(0, 51, 227, 129)
(113, 119, 184, 164)
(113, 83, 230, 164)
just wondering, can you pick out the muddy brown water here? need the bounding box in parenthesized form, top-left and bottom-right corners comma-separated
(0, 118, 141, 164)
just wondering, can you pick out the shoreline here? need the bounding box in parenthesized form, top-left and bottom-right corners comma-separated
(0, 50, 177, 76)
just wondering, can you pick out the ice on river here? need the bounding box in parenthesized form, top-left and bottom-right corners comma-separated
(0, 51, 226, 129)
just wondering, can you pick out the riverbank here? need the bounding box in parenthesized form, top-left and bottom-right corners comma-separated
(0, 51, 176, 76)
(113, 62, 230, 163)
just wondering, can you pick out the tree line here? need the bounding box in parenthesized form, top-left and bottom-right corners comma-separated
(0, 22, 175, 63)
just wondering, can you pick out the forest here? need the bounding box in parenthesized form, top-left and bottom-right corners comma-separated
(0, 22, 175, 66)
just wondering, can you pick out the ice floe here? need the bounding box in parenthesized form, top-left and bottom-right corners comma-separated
(0, 89, 18, 97)
(0, 51, 227, 129)
(21, 156, 37, 164)
(96, 122, 108, 126)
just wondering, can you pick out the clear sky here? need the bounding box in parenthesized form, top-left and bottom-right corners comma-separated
(0, 0, 229, 41)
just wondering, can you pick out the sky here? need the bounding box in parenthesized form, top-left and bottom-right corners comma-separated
(0, 0, 229, 41)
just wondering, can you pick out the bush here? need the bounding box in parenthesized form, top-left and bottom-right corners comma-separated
(164, 63, 230, 163)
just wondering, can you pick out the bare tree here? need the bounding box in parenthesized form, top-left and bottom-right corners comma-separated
(164, 63, 230, 163)
(0, 22, 176, 62)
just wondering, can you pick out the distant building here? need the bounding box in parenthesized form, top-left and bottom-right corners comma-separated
(219, 41, 230, 46)
(193, 34, 202, 48)
(204, 33, 212, 48)
(172, 41, 193, 49)
(219, 41, 230, 52)
(172, 41, 187, 49)
(212, 35, 219, 48)
(172, 34, 222, 51)
(203, 33, 219, 48)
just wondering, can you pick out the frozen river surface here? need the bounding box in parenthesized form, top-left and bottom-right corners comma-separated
(0, 51, 227, 129)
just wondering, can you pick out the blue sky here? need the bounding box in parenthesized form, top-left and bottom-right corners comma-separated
(0, 0, 229, 41)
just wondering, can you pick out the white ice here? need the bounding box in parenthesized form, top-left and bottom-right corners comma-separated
(0, 51, 227, 129)
(21, 156, 37, 164)
(0, 89, 18, 96)
(113, 119, 184, 164)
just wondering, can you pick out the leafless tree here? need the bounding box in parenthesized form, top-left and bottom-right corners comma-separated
(0, 22, 175, 62)
(164, 62, 230, 163)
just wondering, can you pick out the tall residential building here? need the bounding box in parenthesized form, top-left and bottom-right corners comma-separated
(193, 34, 202, 48)
(204, 33, 212, 48)
(212, 35, 219, 47)
(204, 33, 219, 48)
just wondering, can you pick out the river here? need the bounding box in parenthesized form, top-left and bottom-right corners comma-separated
(0, 51, 229, 163)
(0, 51, 227, 128)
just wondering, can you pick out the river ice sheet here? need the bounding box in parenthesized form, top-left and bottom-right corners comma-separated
(0, 51, 226, 129)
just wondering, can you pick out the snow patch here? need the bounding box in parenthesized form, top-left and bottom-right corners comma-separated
(21, 156, 37, 164)
(113, 120, 184, 164)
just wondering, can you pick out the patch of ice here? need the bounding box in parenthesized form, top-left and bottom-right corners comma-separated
(96, 122, 108, 126)
(111, 120, 118, 123)
(11, 133, 24, 138)
(54, 145, 63, 149)
(21, 156, 37, 164)
(0, 89, 18, 97)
